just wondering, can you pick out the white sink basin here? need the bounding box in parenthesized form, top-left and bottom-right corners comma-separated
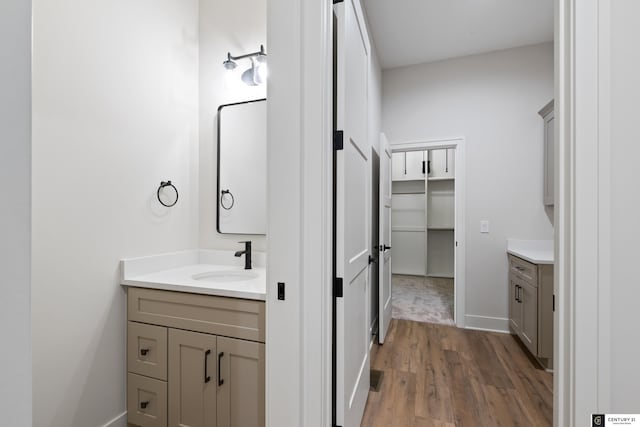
(192, 270, 259, 283)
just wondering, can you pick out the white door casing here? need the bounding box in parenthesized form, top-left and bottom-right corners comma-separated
(334, 0, 370, 426)
(378, 133, 392, 344)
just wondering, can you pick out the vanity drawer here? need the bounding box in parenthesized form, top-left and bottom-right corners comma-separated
(128, 321, 167, 380)
(127, 287, 265, 343)
(127, 373, 167, 427)
(509, 254, 538, 286)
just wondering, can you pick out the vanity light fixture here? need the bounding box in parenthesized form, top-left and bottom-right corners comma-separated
(223, 45, 267, 86)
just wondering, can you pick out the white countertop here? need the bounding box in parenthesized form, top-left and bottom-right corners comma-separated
(121, 250, 266, 301)
(507, 239, 554, 265)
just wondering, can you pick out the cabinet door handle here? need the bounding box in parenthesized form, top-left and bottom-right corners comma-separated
(515, 285, 520, 303)
(204, 349, 211, 383)
(218, 352, 225, 386)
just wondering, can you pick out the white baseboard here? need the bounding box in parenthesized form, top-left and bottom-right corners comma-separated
(464, 315, 510, 333)
(102, 411, 127, 427)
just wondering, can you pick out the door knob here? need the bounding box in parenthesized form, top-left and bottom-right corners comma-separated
(383, 245, 392, 251)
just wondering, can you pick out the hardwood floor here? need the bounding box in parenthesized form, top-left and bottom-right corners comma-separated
(361, 319, 553, 427)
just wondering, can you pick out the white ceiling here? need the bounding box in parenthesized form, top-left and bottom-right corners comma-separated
(362, 0, 554, 70)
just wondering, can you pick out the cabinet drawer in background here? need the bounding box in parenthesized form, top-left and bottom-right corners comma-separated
(509, 255, 538, 285)
(127, 373, 167, 427)
(128, 321, 167, 380)
(127, 287, 265, 343)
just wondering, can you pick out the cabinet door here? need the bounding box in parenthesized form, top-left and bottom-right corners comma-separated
(216, 336, 265, 427)
(391, 152, 405, 181)
(405, 151, 425, 180)
(428, 149, 454, 179)
(544, 114, 555, 205)
(168, 329, 217, 427)
(520, 281, 538, 356)
(509, 279, 522, 335)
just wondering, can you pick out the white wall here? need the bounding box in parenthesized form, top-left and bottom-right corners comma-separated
(0, 0, 32, 425)
(31, 0, 200, 425)
(608, 0, 640, 410)
(382, 43, 554, 330)
(199, 0, 267, 252)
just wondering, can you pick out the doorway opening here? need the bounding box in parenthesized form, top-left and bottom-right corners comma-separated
(390, 146, 456, 326)
(374, 138, 466, 331)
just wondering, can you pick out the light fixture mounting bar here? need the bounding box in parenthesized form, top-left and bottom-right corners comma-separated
(227, 45, 266, 61)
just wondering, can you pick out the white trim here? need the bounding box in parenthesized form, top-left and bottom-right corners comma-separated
(555, 0, 613, 425)
(390, 137, 466, 328)
(101, 411, 127, 427)
(595, 0, 611, 411)
(553, 0, 570, 425)
(301, 0, 333, 425)
(266, 0, 333, 426)
(464, 315, 510, 334)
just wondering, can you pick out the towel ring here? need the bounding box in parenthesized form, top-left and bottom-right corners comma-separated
(220, 189, 235, 210)
(157, 181, 179, 207)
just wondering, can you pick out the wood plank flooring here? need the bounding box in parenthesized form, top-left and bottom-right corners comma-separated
(361, 319, 553, 427)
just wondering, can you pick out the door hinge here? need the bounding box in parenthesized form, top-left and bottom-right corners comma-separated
(333, 0, 344, 4)
(334, 277, 343, 298)
(334, 130, 344, 151)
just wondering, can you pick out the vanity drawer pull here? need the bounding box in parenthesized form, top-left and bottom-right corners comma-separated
(140, 348, 149, 356)
(140, 400, 149, 410)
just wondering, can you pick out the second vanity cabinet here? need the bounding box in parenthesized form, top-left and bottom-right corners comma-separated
(126, 287, 265, 427)
(508, 254, 553, 370)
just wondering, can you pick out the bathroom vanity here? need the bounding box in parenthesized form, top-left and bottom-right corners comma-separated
(121, 250, 266, 427)
(506, 240, 554, 371)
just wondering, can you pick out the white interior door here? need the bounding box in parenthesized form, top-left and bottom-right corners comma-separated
(378, 134, 392, 343)
(335, 0, 370, 426)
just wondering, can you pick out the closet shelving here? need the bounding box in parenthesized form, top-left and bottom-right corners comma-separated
(391, 148, 455, 278)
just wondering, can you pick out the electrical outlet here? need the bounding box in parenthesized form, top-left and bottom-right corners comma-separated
(480, 220, 489, 233)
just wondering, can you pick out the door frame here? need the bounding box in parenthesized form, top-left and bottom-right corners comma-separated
(390, 138, 466, 328)
(266, 0, 595, 425)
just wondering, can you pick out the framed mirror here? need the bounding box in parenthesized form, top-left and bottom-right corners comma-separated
(217, 98, 267, 235)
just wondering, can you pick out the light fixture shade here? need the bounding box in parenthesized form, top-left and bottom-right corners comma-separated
(223, 59, 237, 70)
(241, 67, 259, 86)
(255, 62, 267, 84)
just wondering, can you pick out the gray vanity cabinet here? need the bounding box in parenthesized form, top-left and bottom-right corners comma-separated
(508, 254, 553, 370)
(126, 287, 265, 427)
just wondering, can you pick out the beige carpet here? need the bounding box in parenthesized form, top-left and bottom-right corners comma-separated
(392, 274, 454, 325)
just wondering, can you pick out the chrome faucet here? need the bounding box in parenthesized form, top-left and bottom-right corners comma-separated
(234, 241, 252, 270)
